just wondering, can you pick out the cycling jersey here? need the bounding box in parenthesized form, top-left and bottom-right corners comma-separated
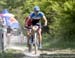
(25, 17, 32, 26)
(29, 12, 44, 25)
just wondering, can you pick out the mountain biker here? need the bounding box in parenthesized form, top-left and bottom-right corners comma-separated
(26, 6, 47, 49)
(2, 9, 15, 28)
(1, 9, 19, 45)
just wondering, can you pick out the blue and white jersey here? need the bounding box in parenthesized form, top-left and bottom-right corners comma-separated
(29, 12, 45, 25)
(30, 12, 44, 20)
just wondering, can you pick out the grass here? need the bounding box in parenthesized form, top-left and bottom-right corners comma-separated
(42, 34, 75, 50)
(0, 50, 25, 58)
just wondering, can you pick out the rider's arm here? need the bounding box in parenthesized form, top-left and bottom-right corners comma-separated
(42, 16, 47, 26)
(25, 17, 28, 26)
(25, 17, 30, 26)
(40, 12, 47, 26)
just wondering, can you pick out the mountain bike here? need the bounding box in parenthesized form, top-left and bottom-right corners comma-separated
(28, 25, 40, 54)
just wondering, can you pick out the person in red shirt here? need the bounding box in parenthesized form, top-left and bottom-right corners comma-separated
(24, 16, 32, 47)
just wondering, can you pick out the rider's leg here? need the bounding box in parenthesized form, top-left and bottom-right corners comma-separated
(26, 29, 31, 47)
(38, 28, 42, 48)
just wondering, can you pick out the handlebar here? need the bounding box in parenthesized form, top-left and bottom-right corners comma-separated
(24, 25, 47, 30)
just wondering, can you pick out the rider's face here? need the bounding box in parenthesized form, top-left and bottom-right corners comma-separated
(34, 11, 39, 14)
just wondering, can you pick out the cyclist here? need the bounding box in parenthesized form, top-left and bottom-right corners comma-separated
(26, 6, 47, 49)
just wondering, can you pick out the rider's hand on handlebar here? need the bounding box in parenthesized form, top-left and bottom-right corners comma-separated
(25, 25, 28, 27)
(43, 24, 47, 27)
(42, 24, 47, 28)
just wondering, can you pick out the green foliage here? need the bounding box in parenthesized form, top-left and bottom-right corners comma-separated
(0, 0, 75, 49)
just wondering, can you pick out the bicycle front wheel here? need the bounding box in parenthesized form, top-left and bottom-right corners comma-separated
(34, 32, 38, 54)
